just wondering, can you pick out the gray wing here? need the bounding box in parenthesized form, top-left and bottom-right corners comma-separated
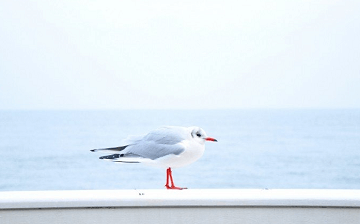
(144, 126, 187, 144)
(126, 126, 187, 160)
(126, 141, 185, 160)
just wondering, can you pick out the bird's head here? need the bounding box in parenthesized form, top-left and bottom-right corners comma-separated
(190, 127, 217, 144)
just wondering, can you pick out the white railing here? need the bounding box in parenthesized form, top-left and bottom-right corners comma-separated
(1, 189, 360, 224)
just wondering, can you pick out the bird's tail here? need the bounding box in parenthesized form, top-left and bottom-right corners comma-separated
(98, 153, 146, 163)
(91, 145, 149, 163)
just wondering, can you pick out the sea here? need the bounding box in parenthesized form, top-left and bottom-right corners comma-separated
(0, 109, 359, 191)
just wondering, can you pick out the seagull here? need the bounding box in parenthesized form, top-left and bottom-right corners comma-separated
(91, 126, 217, 190)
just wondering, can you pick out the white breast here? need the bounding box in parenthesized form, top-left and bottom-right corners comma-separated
(144, 140, 205, 168)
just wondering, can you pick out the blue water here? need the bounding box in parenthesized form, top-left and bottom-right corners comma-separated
(0, 109, 359, 191)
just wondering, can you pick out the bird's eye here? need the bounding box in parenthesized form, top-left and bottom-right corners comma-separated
(196, 133, 201, 137)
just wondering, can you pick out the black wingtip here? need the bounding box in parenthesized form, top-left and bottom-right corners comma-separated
(99, 154, 122, 160)
(90, 145, 128, 152)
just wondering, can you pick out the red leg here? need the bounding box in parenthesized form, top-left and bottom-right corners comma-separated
(165, 168, 171, 189)
(165, 167, 187, 190)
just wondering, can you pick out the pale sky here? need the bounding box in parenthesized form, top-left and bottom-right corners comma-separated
(0, 1, 359, 109)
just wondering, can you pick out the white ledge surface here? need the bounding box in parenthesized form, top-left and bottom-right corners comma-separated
(1, 189, 360, 209)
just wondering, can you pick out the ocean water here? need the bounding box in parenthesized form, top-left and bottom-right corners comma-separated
(0, 109, 359, 191)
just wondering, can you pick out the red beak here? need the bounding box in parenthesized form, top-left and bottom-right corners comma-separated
(205, 137, 218, 142)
